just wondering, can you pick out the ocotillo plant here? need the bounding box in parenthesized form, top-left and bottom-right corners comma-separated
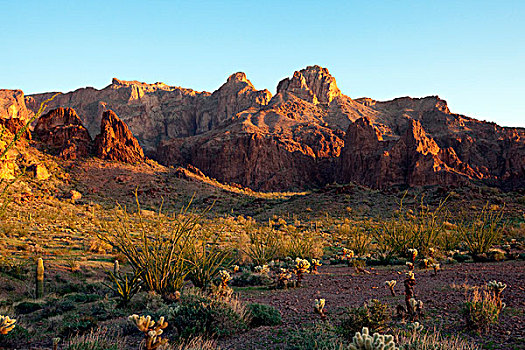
(36, 258, 44, 299)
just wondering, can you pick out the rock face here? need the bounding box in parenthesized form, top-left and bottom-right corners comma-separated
(94, 110, 144, 164)
(15, 66, 525, 190)
(34, 107, 92, 160)
(0, 89, 33, 139)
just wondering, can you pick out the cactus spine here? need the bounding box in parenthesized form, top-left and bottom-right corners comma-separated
(36, 257, 44, 299)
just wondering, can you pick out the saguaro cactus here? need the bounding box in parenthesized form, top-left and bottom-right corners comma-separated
(36, 258, 44, 299)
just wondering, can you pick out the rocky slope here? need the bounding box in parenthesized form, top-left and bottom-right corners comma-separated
(2, 65, 523, 190)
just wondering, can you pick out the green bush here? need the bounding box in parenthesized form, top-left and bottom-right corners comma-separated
(167, 292, 248, 339)
(14, 301, 43, 314)
(231, 271, 273, 287)
(340, 299, 390, 337)
(463, 289, 501, 333)
(247, 303, 282, 327)
(284, 322, 347, 350)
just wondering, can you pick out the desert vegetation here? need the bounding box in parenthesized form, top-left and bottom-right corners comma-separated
(0, 116, 524, 350)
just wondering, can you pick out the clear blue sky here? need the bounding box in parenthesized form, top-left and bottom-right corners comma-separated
(1, 0, 524, 127)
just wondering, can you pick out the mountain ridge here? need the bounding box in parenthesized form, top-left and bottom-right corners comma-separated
(1, 65, 523, 190)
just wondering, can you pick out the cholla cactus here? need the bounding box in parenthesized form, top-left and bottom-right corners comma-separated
(0, 315, 16, 335)
(407, 321, 424, 333)
(487, 281, 507, 295)
(404, 272, 416, 318)
(349, 327, 398, 350)
(422, 259, 430, 269)
(314, 298, 327, 319)
(342, 248, 355, 260)
(407, 249, 418, 263)
(385, 280, 397, 296)
(128, 314, 168, 350)
(219, 270, 232, 284)
(254, 265, 270, 275)
(428, 248, 435, 257)
(487, 280, 507, 310)
(277, 268, 292, 289)
(406, 271, 415, 281)
(295, 258, 310, 286)
(408, 298, 424, 318)
(406, 262, 414, 271)
(311, 259, 322, 274)
(215, 270, 233, 299)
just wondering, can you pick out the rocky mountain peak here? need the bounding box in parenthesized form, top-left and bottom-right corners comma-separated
(277, 65, 341, 104)
(94, 110, 144, 164)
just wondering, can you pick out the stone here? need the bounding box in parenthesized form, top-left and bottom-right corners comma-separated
(34, 107, 92, 159)
(94, 110, 144, 164)
(29, 164, 50, 181)
(67, 190, 82, 202)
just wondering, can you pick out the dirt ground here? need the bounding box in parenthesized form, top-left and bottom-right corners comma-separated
(219, 261, 525, 350)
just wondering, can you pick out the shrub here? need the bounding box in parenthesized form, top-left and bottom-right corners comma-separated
(247, 303, 282, 327)
(372, 194, 448, 257)
(456, 203, 505, 256)
(0, 323, 30, 348)
(340, 300, 390, 337)
(231, 271, 273, 287)
(397, 329, 478, 350)
(282, 229, 324, 260)
(65, 328, 127, 350)
(104, 270, 142, 307)
(284, 321, 347, 350)
(99, 196, 199, 298)
(463, 289, 501, 333)
(186, 234, 231, 291)
(167, 291, 248, 339)
(242, 226, 281, 266)
(14, 301, 43, 314)
(169, 336, 220, 350)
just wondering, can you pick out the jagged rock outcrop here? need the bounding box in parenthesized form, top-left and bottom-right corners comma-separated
(0, 89, 33, 139)
(0, 90, 32, 122)
(94, 110, 144, 164)
(34, 107, 92, 160)
(12, 66, 525, 190)
(277, 65, 341, 104)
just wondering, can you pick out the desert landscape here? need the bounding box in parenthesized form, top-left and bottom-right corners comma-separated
(1, 2, 524, 349)
(0, 64, 523, 350)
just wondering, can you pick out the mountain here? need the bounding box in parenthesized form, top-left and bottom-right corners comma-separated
(3, 65, 524, 190)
